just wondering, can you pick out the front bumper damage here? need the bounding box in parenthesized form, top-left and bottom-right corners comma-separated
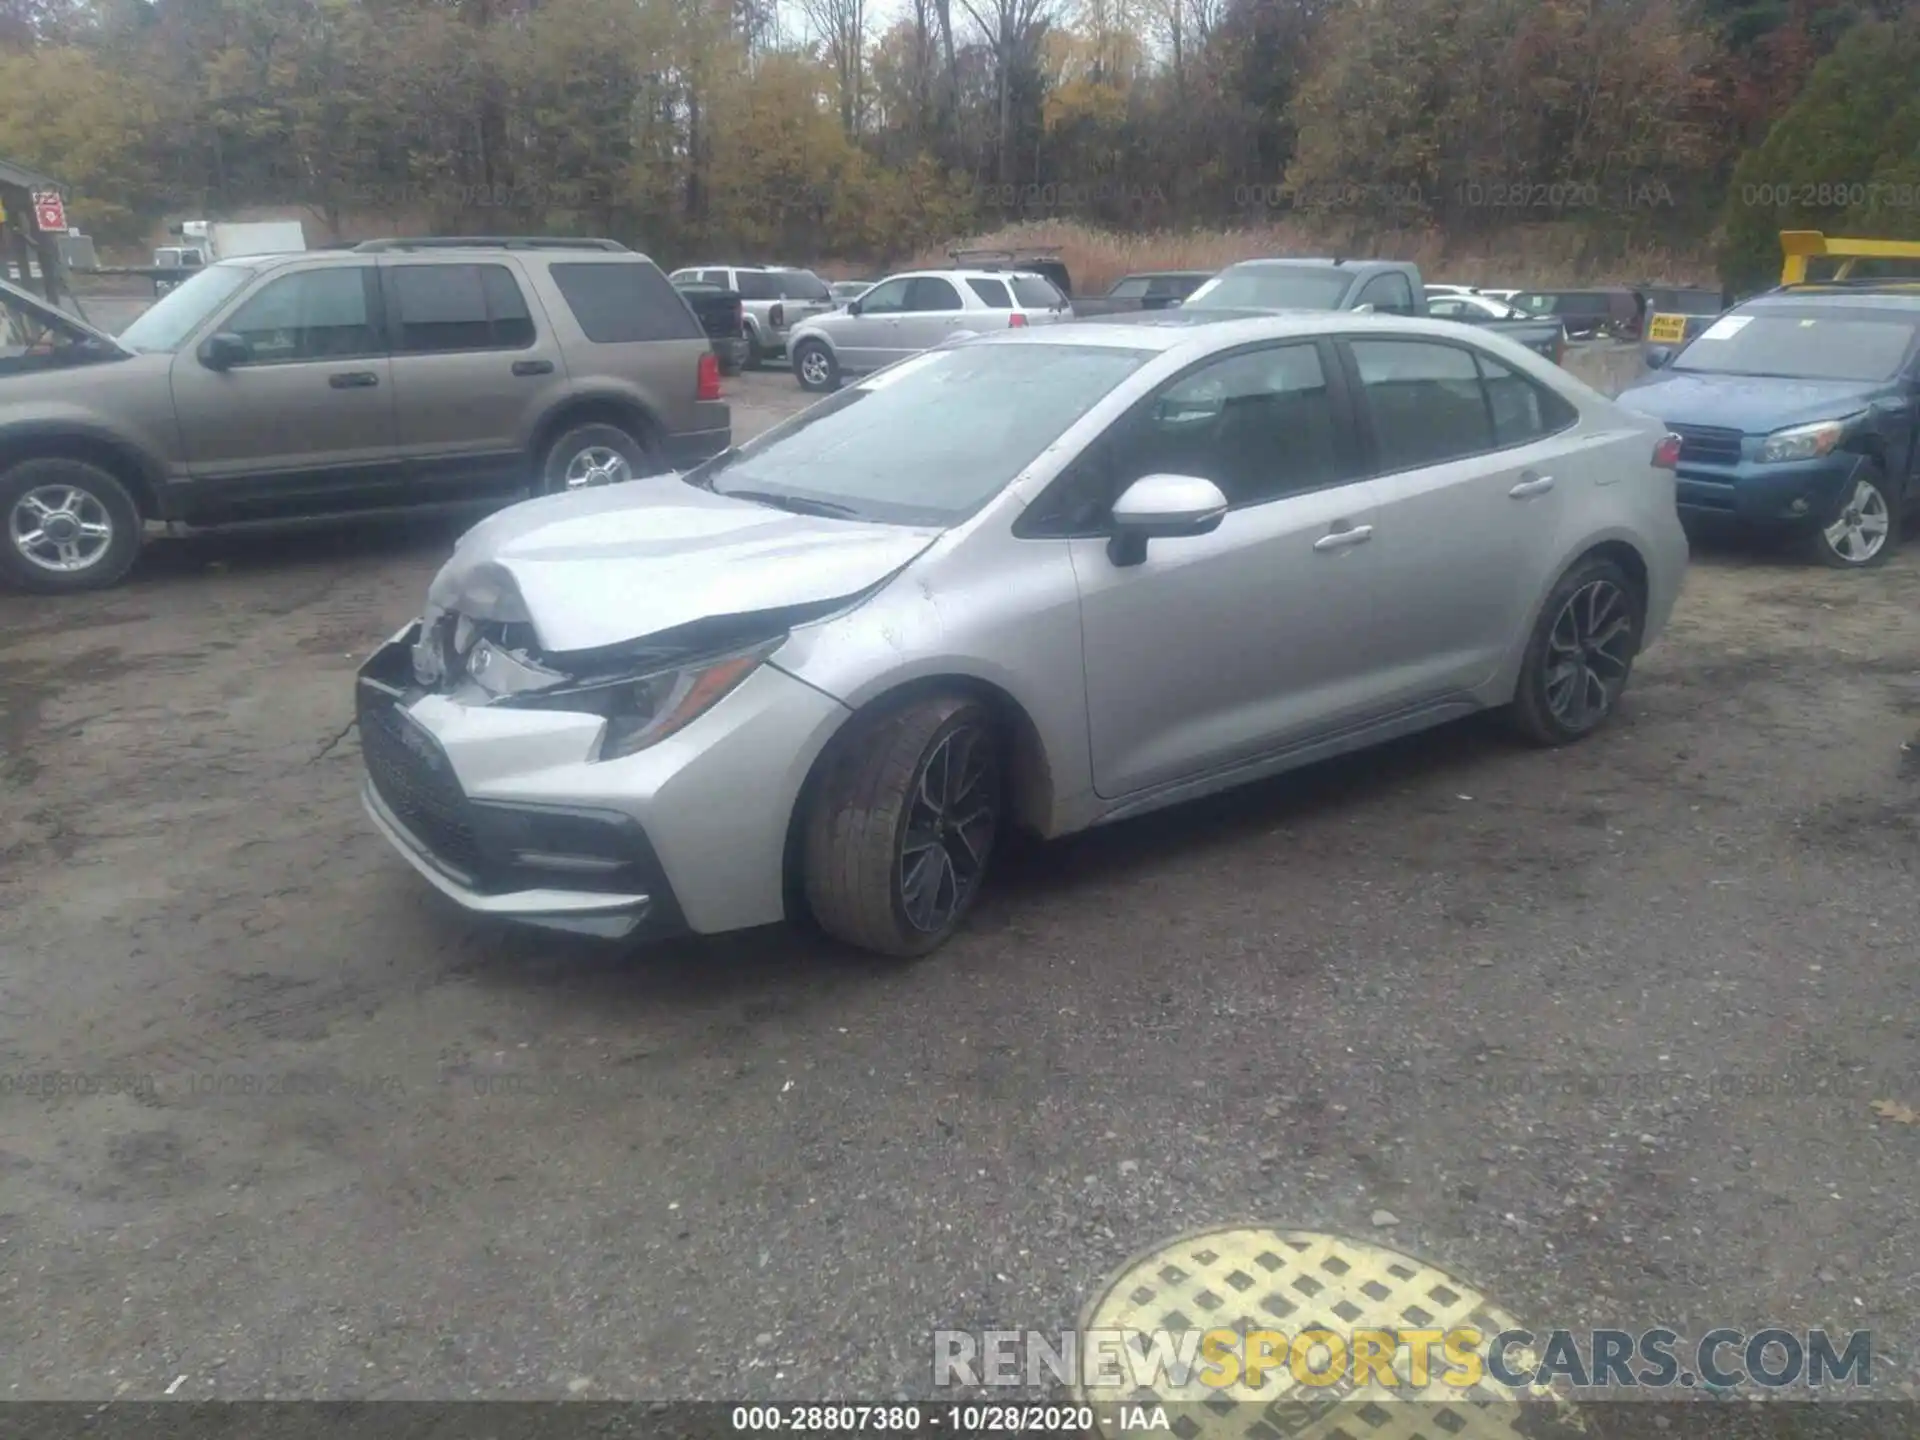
(354, 620, 847, 940)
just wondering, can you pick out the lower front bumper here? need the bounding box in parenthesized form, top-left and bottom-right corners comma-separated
(1675, 454, 1862, 533)
(363, 781, 669, 939)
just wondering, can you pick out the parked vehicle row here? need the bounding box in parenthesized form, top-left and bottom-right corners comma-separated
(1, 237, 729, 592)
(356, 310, 1688, 960)
(666, 264, 834, 369)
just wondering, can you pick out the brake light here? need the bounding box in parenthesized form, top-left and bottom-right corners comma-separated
(770, 302, 785, 328)
(1652, 433, 1682, 470)
(697, 352, 721, 401)
(1553, 328, 1566, 366)
(1009, 312, 1027, 328)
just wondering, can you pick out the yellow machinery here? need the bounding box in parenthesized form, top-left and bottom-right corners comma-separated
(1779, 229, 1920, 284)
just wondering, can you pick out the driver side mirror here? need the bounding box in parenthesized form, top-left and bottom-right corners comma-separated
(846, 298, 864, 316)
(1644, 346, 1674, 370)
(198, 332, 252, 370)
(1107, 473, 1229, 567)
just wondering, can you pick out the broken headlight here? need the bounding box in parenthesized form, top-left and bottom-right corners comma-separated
(502, 638, 784, 761)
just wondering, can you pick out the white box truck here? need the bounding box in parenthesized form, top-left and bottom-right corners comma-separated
(154, 220, 307, 291)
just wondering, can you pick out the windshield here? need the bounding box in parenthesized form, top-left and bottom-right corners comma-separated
(777, 270, 831, 301)
(1184, 268, 1353, 310)
(687, 343, 1150, 526)
(117, 263, 256, 353)
(1672, 312, 1917, 382)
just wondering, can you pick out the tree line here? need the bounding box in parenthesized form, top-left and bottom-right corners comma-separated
(0, 0, 1915, 288)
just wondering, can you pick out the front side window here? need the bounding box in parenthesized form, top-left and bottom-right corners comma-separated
(855, 278, 910, 314)
(688, 342, 1150, 527)
(1350, 339, 1493, 470)
(905, 277, 963, 311)
(223, 268, 377, 363)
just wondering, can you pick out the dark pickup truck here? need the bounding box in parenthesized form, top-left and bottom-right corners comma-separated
(673, 280, 750, 375)
(1071, 271, 1213, 318)
(1173, 259, 1569, 364)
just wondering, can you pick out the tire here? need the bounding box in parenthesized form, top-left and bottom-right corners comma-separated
(1806, 463, 1897, 569)
(1506, 556, 1645, 748)
(803, 696, 1003, 958)
(0, 456, 143, 594)
(794, 340, 839, 393)
(744, 329, 766, 371)
(537, 422, 657, 495)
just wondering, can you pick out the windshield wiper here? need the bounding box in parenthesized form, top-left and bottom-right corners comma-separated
(719, 488, 864, 520)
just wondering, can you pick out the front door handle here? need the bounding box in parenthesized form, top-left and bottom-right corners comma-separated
(1509, 473, 1556, 498)
(329, 371, 378, 389)
(1313, 523, 1374, 552)
(512, 359, 555, 377)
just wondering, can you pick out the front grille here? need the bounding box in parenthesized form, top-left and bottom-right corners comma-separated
(358, 689, 486, 879)
(1671, 424, 1744, 467)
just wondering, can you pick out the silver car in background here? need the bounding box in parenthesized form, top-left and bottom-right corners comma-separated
(357, 313, 1686, 958)
(786, 268, 1072, 391)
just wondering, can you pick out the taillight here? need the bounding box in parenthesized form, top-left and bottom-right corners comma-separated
(1652, 433, 1682, 470)
(731, 301, 743, 334)
(1009, 312, 1027, 328)
(697, 352, 721, 401)
(1553, 328, 1566, 365)
(769, 302, 785, 328)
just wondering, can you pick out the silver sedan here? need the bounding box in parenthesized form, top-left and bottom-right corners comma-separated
(356, 313, 1687, 957)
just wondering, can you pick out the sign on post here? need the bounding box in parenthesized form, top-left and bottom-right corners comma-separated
(31, 191, 67, 233)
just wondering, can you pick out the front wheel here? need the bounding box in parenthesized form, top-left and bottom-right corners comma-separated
(1808, 466, 1897, 568)
(803, 697, 1003, 958)
(793, 340, 840, 393)
(1506, 556, 1645, 747)
(0, 456, 143, 594)
(538, 422, 656, 495)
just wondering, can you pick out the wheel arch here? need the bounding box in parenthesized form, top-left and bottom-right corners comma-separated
(0, 424, 170, 522)
(779, 670, 1057, 920)
(1497, 533, 1653, 701)
(528, 392, 664, 463)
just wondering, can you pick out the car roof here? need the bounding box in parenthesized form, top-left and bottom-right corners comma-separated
(1748, 285, 1920, 311)
(235, 247, 655, 273)
(958, 310, 1563, 354)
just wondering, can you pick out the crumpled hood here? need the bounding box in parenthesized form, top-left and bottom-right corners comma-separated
(1616, 372, 1882, 434)
(425, 477, 940, 655)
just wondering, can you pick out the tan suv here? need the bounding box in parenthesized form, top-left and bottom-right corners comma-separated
(0, 237, 730, 593)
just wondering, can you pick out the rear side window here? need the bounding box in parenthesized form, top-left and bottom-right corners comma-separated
(1011, 275, 1063, 308)
(1350, 339, 1493, 470)
(1355, 272, 1417, 315)
(906, 276, 964, 311)
(735, 272, 781, 300)
(967, 277, 1013, 307)
(777, 271, 831, 301)
(1477, 354, 1577, 446)
(1109, 277, 1151, 300)
(548, 261, 704, 343)
(388, 263, 533, 352)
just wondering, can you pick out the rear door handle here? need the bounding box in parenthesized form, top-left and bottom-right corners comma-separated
(512, 359, 555, 377)
(1313, 523, 1374, 552)
(329, 371, 378, 389)
(1509, 473, 1556, 497)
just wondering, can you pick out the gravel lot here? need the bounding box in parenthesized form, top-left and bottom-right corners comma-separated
(2, 369, 1918, 1412)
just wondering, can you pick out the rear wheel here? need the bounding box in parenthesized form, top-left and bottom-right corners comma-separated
(0, 456, 143, 594)
(538, 422, 657, 495)
(744, 329, 766, 371)
(803, 696, 1003, 958)
(1506, 556, 1644, 747)
(794, 340, 839, 393)
(1807, 465, 1896, 569)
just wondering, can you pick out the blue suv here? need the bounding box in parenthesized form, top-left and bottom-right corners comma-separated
(1619, 285, 1920, 567)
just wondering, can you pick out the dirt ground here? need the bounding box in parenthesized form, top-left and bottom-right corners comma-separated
(2, 370, 1918, 1410)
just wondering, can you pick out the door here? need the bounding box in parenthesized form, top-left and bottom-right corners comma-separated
(169, 263, 400, 512)
(1342, 337, 1573, 705)
(381, 259, 562, 495)
(895, 275, 969, 352)
(1065, 340, 1385, 797)
(835, 276, 911, 371)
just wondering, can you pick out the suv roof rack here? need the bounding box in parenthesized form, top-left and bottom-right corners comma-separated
(948, 245, 1062, 261)
(353, 236, 630, 253)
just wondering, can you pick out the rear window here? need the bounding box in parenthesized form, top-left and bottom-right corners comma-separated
(547, 261, 704, 343)
(967, 277, 1013, 307)
(1010, 275, 1064, 308)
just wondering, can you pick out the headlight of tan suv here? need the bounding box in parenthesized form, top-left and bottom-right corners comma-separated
(498, 638, 783, 761)
(1756, 416, 1857, 464)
